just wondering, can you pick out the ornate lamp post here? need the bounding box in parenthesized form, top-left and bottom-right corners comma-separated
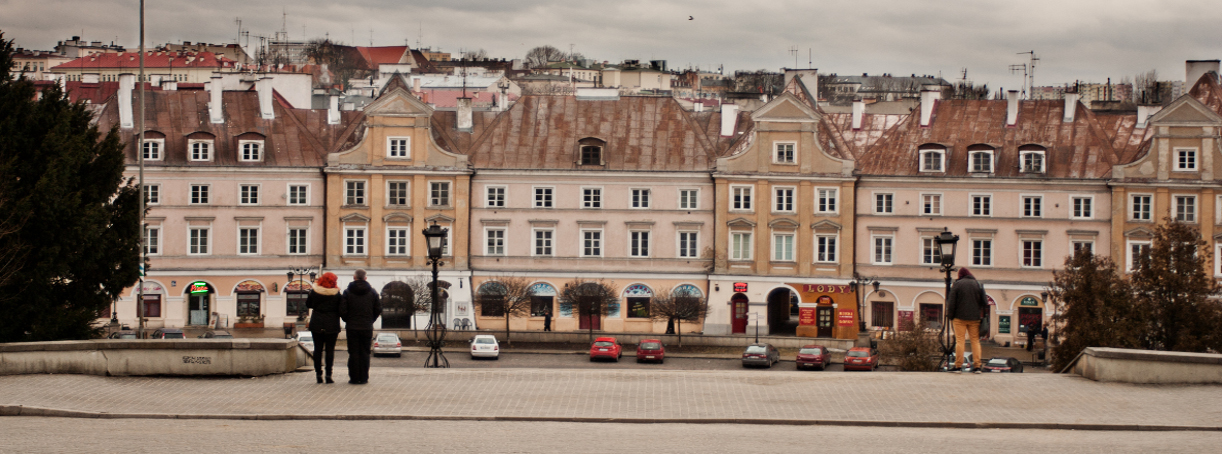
(934, 228, 960, 369)
(422, 222, 450, 368)
(849, 274, 880, 332)
(287, 268, 316, 322)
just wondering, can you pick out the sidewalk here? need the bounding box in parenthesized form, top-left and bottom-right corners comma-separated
(2, 367, 1218, 431)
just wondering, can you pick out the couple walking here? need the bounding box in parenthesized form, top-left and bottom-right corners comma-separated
(304, 269, 383, 385)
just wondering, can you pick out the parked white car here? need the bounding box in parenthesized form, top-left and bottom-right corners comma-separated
(372, 332, 402, 357)
(294, 331, 314, 353)
(470, 334, 499, 359)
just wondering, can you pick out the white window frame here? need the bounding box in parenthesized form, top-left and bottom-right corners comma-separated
(144, 184, 160, 205)
(581, 228, 603, 257)
(971, 238, 993, 267)
(815, 188, 838, 214)
(1020, 150, 1045, 173)
(287, 184, 310, 206)
(188, 226, 211, 256)
(387, 136, 411, 159)
(1021, 239, 1043, 269)
(344, 180, 367, 206)
(189, 184, 210, 205)
(485, 227, 506, 256)
(772, 232, 795, 262)
(142, 138, 164, 161)
(287, 227, 309, 255)
(386, 227, 409, 256)
(1131, 194, 1153, 221)
(874, 193, 893, 214)
(919, 148, 945, 173)
(486, 185, 506, 208)
(344, 227, 367, 256)
(237, 226, 260, 256)
(1174, 147, 1198, 171)
(386, 181, 410, 207)
(677, 231, 699, 258)
(1175, 195, 1197, 223)
(534, 186, 554, 208)
(239, 184, 260, 206)
(238, 140, 263, 162)
(581, 187, 602, 209)
(188, 139, 213, 162)
(533, 228, 554, 257)
(921, 236, 941, 265)
(872, 234, 893, 265)
(814, 234, 838, 263)
(429, 181, 452, 207)
(730, 185, 753, 211)
(1070, 195, 1094, 220)
(629, 230, 651, 257)
(1126, 240, 1151, 273)
(730, 231, 753, 261)
(631, 188, 651, 209)
(144, 225, 160, 256)
(1215, 244, 1222, 277)
(773, 186, 796, 213)
(970, 194, 992, 217)
(773, 141, 796, 164)
(678, 189, 699, 210)
(921, 193, 942, 216)
(968, 150, 994, 173)
(1071, 240, 1093, 257)
(1021, 195, 1043, 218)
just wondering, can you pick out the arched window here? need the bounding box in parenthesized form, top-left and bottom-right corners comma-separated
(530, 282, 556, 317)
(967, 144, 994, 173)
(578, 137, 606, 166)
(1018, 145, 1046, 173)
(624, 284, 653, 318)
(478, 282, 508, 317)
(918, 144, 946, 172)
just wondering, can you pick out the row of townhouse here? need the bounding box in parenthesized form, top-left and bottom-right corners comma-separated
(97, 61, 1222, 347)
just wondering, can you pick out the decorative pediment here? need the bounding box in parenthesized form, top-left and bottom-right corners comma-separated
(340, 213, 371, 223)
(425, 213, 455, 224)
(364, 78, 434, 118)
(1148, 95, 1222, 125)
(726, 217, 757, 228)
(768, 218, 800, 229)
(810, 220, 842, 231)
(383, 213, 413, 223)
(750, 92, 820, 123)
(1125, 227, 1154, 238)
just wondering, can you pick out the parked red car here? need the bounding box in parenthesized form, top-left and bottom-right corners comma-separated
(843, 346, 879, 371)
(795, 344, 830, 371)
(589, 337, 623, 362)
(636, 339, 665, 363)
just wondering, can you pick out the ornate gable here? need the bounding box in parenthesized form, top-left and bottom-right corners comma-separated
(1148, 95, 1222, 125)
(363, 85, 434, 118)
(751, 92, 821, 123)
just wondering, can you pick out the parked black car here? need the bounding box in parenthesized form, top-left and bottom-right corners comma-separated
(981, 357, 1024, 373)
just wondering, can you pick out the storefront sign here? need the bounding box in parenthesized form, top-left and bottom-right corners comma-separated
(998, 316, 1011, 334)
(798, 307, 816, 325)
(836, 309, 855, 327)
(1020, 297, 1038, 306)
(816, 295, 833, 305)
(733, 282, 748, 292)
(188, 281, 211, 294)
(801, 284, 853, 294)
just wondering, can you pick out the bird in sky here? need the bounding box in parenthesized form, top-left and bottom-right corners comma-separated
(689, 16, 694, 20)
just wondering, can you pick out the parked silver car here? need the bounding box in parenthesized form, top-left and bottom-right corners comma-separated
(741, 343, 780, 368)
(372, 332, 402, 357)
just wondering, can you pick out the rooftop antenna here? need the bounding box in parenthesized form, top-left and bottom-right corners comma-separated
(788, 45, 798, 68)
(808, 48, 812, 68)
(235, 18, 241, 45)
(1018, 50, 1038, 99)
(369, 28, 373, 47)
(1008, 62, 1028, 99)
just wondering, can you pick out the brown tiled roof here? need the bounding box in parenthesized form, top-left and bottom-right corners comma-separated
(53, 51, 236, 70)
(1189, 72, 1222, 114)
(466, 95, 719, 171)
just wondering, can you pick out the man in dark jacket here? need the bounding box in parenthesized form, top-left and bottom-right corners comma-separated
(340, 269, 382, 384)
(946, 267, 987, 373)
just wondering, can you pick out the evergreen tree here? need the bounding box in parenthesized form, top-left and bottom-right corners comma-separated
(1049, 251, 1140, 372)
(0, 33, 142, 342)
(1129, 221, 1222, 352)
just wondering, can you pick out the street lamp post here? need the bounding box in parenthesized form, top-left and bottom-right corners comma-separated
(287, 267, 317, 323)
(849, 274, 880, 332)
(422, 222, 450, 368)
(934, 228, 960, 370)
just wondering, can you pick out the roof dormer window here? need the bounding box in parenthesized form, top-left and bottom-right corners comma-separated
(188, 139, 213, 162)
(919, 145, 945, 173)
(968, 145, 994, 174)
(1019, 145, 1046, 173)
(239, 140, 263, 162)
(577, 137, 606, 166)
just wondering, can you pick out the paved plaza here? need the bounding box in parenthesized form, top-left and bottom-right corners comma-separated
(2, 367, 1219, 431)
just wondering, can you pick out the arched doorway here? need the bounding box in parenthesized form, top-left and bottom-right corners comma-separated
(731, 293, 749, 334)
(380, 281, 416, 329)
(766, 287, 798, 335)
(184, 281, 214, 326)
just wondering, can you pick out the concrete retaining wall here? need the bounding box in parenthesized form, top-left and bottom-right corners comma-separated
(1072, 347, 1222, 384)
(0, 340, 306, 377)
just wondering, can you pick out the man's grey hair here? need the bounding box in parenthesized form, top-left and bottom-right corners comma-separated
(354, 269, 367, 280)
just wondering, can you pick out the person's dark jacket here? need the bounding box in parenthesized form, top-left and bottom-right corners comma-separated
(340, 279, 382, 330)
(306, 287, 343, 333)
(946, 276, 987, 321)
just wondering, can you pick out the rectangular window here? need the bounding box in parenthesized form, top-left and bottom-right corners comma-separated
(486, 186, 505, 208)
(920, 150, 944, 172)
(144, 226, 160, 255)
(287, 228, 308, 255)
(239, 184, 259, 205)
(387, 182, 409, 206)
(1176, 195, 1197, 222)
(1022, 196, 1042, 218)
(144, 184, 160, 205)
(430, 182, 451, 207)
(288, 185, 309, 206)
(387, 228, 408, 256)
(971, 195, 991, 216)
(345, 228, 366, 255)
(774, 142, 795, 163)
(731, 186, 752, 211)
(534, 229, 553, 256)
(631, 189, 651, 209)
(630, 231, 650, 257)
(972, 239, 992, 266)
(1022, 240, 1042, 268)
(774, 187, 794, 212)
(970, 151, 993, 173)
(679, 189, 699, 209)
(731, 232, 752, 260)
(388, 137, 410, 158)
(678, 231, 698, 258)
(582, 188, 602, 208)
(1072, 196, 1093, 219)
(922, 194, 942, 215)
(534, 187, 553, 208)
(1072, 241, 1093, 256)
(816, 188, 838, 213)
(345, 181, 366, 206)
(922, 237, 942, 265)
(239, 141, 262, 161)
(815, 235, 837, 263)
(189, 140, 212, 161)
(873, 235, 893, 264)
(238, 228, 259, 255)
(142, 140, 162, 160)
(773, 233, 794, 262)
(189, 228, 209, 255)
(874, 193, 893, 214)
(580, 146, 601, 165)
(190, 185, 209, 205)
(1176, 148, 1197, 171)
(1128, 241, 1151, 272)
(486, 228, 506, 256)
(1021, 152, 1044, 173)
(142, 295, 162, 318)
(582, 230, 602, 257)
(1131, 194, 1152, 221)
(872, 301, 895, 328)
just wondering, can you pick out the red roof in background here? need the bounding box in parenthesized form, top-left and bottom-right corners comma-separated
(422, 90, 515, 108)
(52, 51, 237, 70)
(355, 46, 409, 66)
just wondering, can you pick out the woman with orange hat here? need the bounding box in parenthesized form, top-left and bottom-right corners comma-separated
(306, 272, 343, 384)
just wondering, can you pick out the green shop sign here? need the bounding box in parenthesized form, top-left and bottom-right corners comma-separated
(1020, 297, 1039, 306)
(998, 316, 1011, 333)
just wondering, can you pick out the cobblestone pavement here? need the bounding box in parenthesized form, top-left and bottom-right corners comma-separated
(5, 417, 1221, 454)
(2, 368, 1219, 430)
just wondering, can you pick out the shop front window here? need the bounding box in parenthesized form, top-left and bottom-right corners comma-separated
(237, 292, 261, 318)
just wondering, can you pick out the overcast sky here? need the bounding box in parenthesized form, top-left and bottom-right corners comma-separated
(2, 0, 1217, 89)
